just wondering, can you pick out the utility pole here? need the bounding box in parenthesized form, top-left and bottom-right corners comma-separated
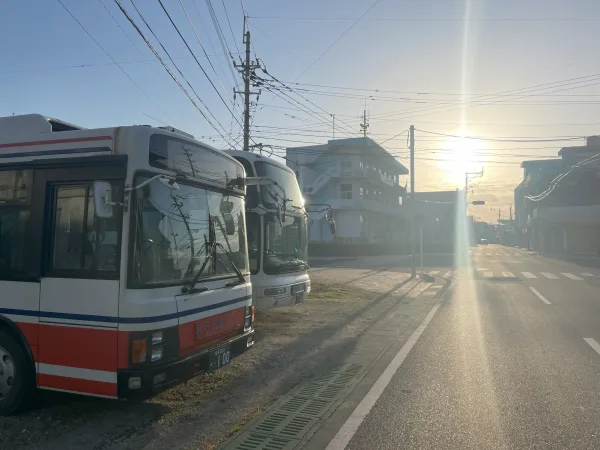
(360, 109, 369, 137)
(498, 208, 501, 222)
(409, 125, 416, 278)
(332, 114, 335, 139)
(234, 17, 260, 151)
(465, 169, 484, 213)
(509, 204, 513, 221)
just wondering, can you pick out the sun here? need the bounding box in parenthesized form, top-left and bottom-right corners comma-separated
(437, 130, 486, 186)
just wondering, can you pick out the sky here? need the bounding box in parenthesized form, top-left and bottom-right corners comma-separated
(2, 0, 600, 222)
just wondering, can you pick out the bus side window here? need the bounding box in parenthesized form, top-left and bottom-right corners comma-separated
(0, 170, 32, 280)
(50, 184, 121, 276)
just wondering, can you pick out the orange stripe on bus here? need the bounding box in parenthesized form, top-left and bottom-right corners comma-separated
(39, 374, 117, 397)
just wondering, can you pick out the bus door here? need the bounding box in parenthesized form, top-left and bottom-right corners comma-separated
(0, 169, 41, 361)
(38, 167, 124, 397)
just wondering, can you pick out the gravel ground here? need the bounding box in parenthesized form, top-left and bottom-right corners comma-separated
(1, 264, 419, 450)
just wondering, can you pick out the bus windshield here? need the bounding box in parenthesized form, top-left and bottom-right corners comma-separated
(263, 213, 308, 275)
(129, 175, 248, 287)
(255, 161, 303, 210)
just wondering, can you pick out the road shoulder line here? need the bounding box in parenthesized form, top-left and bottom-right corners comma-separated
(325, 301, 444, 450)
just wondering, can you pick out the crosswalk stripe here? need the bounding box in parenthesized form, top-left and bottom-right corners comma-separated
(561, 273, 583, 280)
(581, 273, 595, 277)
(522, 272, 537, 279)
(541, 272, 559, 279)
(443, 271, 452, 278)
(429, 270, 439, 275)
(502, 271, 514, 277)
(485, 253, 492, 256)
(483, 271, 494, 278)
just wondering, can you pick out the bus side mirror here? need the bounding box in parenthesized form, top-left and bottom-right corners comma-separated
(93, 181, 114, 219)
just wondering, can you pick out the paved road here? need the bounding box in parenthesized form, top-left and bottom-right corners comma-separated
(325, 245, 600, 449)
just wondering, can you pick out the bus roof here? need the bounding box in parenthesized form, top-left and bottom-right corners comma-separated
(225, 150, 294, 174)
(0, 114, 243, 189)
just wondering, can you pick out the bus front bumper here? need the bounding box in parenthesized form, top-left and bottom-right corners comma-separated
(117, 329, 254, 398)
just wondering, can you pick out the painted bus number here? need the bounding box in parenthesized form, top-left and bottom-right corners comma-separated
(209, 344, 231, 371)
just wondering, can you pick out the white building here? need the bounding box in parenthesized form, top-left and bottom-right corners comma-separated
(286, 137, 409, 245)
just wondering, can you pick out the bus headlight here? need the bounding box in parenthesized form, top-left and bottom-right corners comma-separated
(151, 346, 164, 363)
(152, 331, 163, 345)
(244, 305, 254, 329)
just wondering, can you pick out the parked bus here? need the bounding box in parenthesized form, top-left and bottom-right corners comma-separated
(0, 114, 254, 415)
(226, 151, 309, 310)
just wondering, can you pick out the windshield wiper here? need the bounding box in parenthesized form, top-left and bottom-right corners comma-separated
(182, 216, 245, 294)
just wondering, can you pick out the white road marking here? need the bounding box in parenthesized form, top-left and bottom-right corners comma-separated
(541, 272, 559, 279)
(443, 271, 453, 278)
(513, 253, 521, 256)
(429, 270, 439, 275)
(421, 291, 436, 296)
(522, 272, 537, 279)
(485, 253, 492, 256)
(584, 338, 600, 356)
(502, 271, 514, 278)
(561, 273, 583, 280)
(326, 303, 442, 450)
(581, 273, 595, 277)
(529, 287, 551, 304)
(483, 271, 494, 278)
(476, 268, 490, 271)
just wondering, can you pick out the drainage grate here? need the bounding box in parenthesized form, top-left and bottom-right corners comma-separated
(224, 432, 296, 450)
(220, 363, 365, 450)
(252, 410, 317, 440)
(296, 381, 346, 400)
(278, 396, 331, 417)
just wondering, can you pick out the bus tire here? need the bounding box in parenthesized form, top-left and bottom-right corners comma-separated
(0, 330, 34, 416)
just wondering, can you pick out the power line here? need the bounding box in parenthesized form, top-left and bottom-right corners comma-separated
(221, 0, 241, 56)
(115, 0, 234, 146)
(56, 0, 176, 125)
(176, 0, 234, 102)
(155, 0, 244, 132)
(415, 129, 586, 143)
(248, 15, 600, 22)
(292, 0, 383, 79)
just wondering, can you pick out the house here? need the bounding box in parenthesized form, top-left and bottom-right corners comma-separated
(515, 136, 600, 254)
(286, 137, 408, 249)
(514, 159, 564, 248)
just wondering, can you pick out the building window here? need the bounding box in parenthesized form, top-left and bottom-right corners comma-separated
(340, 183, 352, 199)
(359, 186, 364, 199)
(341, 161, 352, 176)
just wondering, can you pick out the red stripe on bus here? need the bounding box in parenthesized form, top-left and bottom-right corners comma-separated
(0, 135, 113, 149)
(178, 307, 245, 357)
(39, 374, 117, 397)
(38, 324, 117, 372)
(16, 322, 39, 361)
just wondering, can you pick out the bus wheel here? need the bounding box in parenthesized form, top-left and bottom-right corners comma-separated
(0, 331, 34, 416)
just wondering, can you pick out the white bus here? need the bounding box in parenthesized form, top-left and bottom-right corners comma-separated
(226, 151, 309, 309)
(0, 114, 254, 415)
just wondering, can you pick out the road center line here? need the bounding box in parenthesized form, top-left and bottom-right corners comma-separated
(326, 302, 443, 450)
(583, 338, 600, 356)
(529, 286, 551, 305)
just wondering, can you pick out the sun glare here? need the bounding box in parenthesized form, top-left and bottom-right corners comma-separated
(438, 130, 486, 186)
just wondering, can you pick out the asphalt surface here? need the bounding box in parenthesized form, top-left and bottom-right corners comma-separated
(337, 245, 600, 449)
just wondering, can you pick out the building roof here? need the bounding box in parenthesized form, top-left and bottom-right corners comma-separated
(413, 190, 460, 203)
(287, 137, 408, 174)
(520, 159, 562, 168)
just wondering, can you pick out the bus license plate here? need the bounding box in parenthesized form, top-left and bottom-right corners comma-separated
(209, 344, 231, 371)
